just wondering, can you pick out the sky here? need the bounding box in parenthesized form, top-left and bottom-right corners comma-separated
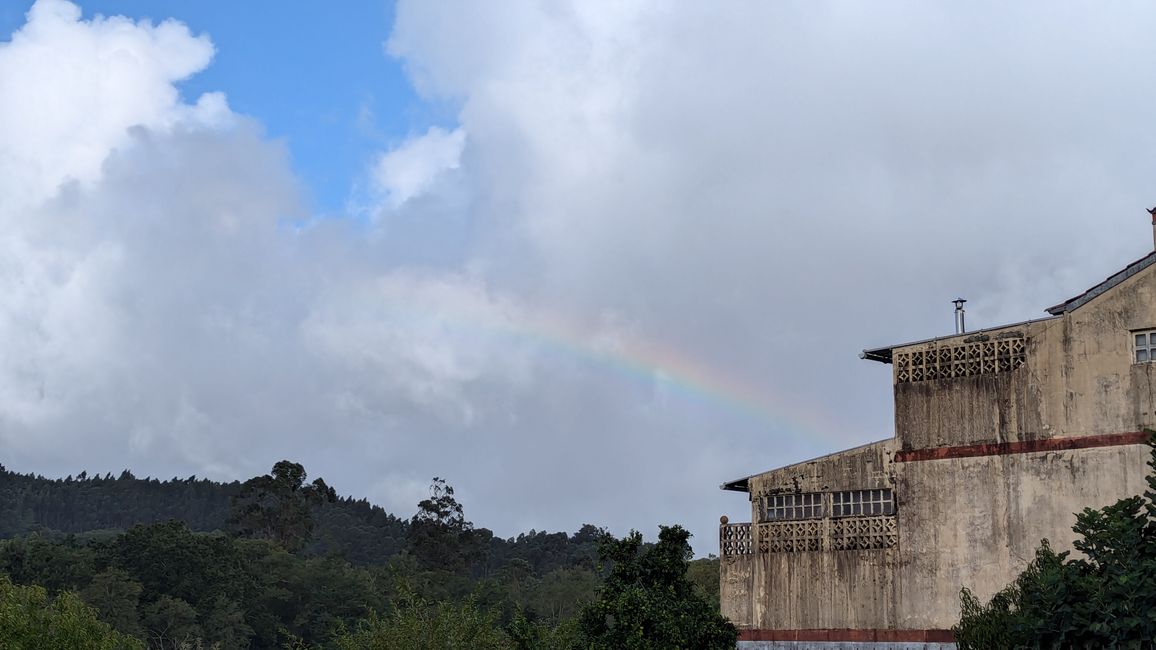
(3, 0, 1156, 553)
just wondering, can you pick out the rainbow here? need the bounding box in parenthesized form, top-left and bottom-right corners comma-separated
(380, 284, 846, 443)
(525, 310, 844, 441)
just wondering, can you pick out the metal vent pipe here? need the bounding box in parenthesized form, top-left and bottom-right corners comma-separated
(953, 299, 967, 334)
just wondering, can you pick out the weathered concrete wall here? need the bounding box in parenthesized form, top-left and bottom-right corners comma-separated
(893, 444, 1150, 629)
(895, 261, 1156, 450)
(722, 258, 1156, 636)
(752, 545, 898, 629)
(722, 441, 897, 630)
(748, 441, 894, 495)
(721, 543, 755, 628)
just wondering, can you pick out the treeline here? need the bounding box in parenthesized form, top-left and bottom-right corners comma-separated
(0, 463, 409, 565)
(0, 463, 601, 572)
(0, 461, 731, 649)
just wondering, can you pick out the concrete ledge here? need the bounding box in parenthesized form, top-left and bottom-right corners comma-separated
(893, 430, 1150, 462)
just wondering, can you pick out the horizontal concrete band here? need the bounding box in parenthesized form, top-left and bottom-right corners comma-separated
(893, 431, 1151, 463)
(739, 630, 955, 642)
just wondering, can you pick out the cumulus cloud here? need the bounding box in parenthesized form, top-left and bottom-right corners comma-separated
(8, 0, 1156, 552)
(385, 0, 1156, 542)
(372, 126, 466, 208)
(0, 0, 221, 213)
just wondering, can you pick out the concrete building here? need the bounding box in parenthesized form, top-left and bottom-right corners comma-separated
(719, 227, 1156, 649)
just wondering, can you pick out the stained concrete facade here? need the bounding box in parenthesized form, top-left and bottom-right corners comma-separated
(720, 250, 1156, 649)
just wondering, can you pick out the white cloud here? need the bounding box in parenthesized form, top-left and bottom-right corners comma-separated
(301, 271, 537, 427)
(10, 0, 1156, 553)
(0, 0, 218, 214)
(372, 126, 466, 208)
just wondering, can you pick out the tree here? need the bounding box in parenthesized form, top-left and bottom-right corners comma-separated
(200, 595, 253, 649)
(228, 460, 336, 551)
(578, 525, 738, 650)
(954, 436, 1156, 648)
(112, 521, 241, 611)
(0, 576, 143, 649)
(333, 597, 511, 650)
(686, 555, 722, 611)
(79, 569, 144, 637)
(140, 595, 200, 649)
(408, 477, 481, 572)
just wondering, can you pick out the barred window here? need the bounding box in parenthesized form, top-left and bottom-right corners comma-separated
(764, 492, 823, 521)
(832, 489, 894, 517)
(1135, 330, 1156, 363)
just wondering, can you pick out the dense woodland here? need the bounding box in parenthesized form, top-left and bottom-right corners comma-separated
(0, 461, 731, 649)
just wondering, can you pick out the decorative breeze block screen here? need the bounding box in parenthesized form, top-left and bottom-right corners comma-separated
(894, 337, 1025, 383)
(830, 516, 898, 550)
(758, 521, 823, 553)
(757, 517, 897, 553)
(720, 522, 752, 556)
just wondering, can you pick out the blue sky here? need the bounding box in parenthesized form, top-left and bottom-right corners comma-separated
(0, 1, 441, 215)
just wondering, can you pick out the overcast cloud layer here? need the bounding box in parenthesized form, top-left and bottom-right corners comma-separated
(4, 0, 1156, 550)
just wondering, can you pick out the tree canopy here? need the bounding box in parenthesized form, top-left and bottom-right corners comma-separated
(578, 525, 737, 650)
(0, 467, 732, 648)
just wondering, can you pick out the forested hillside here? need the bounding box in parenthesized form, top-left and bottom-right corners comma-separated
(0, 464, 600, 570)
(0, 464, 413, 564)
(0, 460, 730, 648)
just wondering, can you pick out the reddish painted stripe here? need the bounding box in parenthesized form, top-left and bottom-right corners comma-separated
(893, 431, 1151, 463)
(738, 629, 955, 642)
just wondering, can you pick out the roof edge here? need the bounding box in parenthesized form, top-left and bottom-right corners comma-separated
(860, 315, 1059, 365)
(720, 437, 894, 493)
(1045, 251, 1156, 315)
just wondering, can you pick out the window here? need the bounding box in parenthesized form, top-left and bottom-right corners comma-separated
(1135, 330, 1156, 363)
(832, 489, 894, 517)
(763, 492, 823, 521)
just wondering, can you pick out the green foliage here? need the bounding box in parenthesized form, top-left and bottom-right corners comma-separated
(508, 609, 583, 650)
(141, 595, 201, 649)
(954, 436, 1156, 649)
(0, 460, 411, 566)
(1, 464, 726, 649)
(228, 460, 337, 552)
(79, 569, 144, 637)
(408, 477, 483, 573)
(524, 566, 599, 623)
(200, 595, 253, 648)
(0, 575, 144, 649)
(333, 596, 511, 650)
(686, 555, 721, 611)
(578, 525, 737, 650)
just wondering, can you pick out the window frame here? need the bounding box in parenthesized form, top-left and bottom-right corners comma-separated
(831, 488, 895, 518)
(762, 492, 824, 521)
(1134, 329, 1156, 364)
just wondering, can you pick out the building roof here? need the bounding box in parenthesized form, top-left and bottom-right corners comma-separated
(859, 315, 1058, 365)
(860, 250, 1156, 364)
(1044, 251, 1156, 315)
(720, 438, 893, 493)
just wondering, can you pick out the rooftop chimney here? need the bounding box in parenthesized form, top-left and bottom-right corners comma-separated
(1149, 207, 1156, 250)
(953, 298, 967, 334)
